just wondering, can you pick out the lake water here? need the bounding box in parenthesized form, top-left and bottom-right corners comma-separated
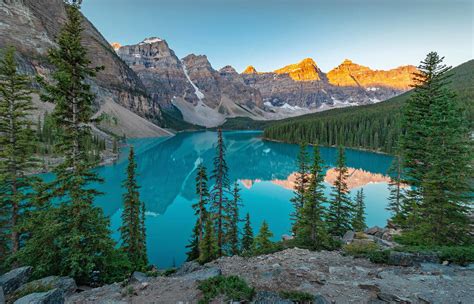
(90, 131, 394, 268)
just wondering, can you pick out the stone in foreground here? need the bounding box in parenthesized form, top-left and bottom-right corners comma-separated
(0, 266, 33, 296)
(14, 288, 64, 304)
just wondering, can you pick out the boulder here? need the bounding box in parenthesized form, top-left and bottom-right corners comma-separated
(174, 261, 203, 276)
(129, 271, 149, 284)
(14, 288, 64, 304)
(0, 286, 5, 304)
(180, 267, 221, 281)
(377, 292, 411, 303)
(365, 226, 386, 238)
(388, 251, 439, 267)
(253, 291, 293, 304)
(371, 236, 396, 248)
(14, 276, 76, 298)
(342, 231, 355, 244)
(314, 295, 331, 304)
(0, 266, 33, 296)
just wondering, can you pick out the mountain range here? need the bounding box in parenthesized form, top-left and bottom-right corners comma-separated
(0, 0, 417, 134)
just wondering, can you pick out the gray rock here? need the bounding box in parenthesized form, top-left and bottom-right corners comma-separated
(314, 295, 331, 304)
(372, 236, 395, 248)
(129, 272, 149, 284)
(377, 292, 411, 303)
(1, 286, 5, 304)
(388, 252, 439, 267)
(14, 288, 64, 304)
(281, 234, 294, 241)
(14, 276, 76, 298)
(174, 261, 203, 276)
(253, 291, 293, 304)
(180, 267, 221, 281)
(0, 266, 33, 296)
(342, 231, 355, 244)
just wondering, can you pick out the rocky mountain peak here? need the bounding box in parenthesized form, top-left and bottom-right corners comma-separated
(219, 65, 238, 75)
(243, 65, 258, 74)
(110, 42, 121, 51)
(327, 60, 417, 89)
(274, 58, 321, 81)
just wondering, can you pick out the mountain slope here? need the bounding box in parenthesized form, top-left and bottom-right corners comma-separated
(263, 59, 474, 153)
(0, 0, 168, 138)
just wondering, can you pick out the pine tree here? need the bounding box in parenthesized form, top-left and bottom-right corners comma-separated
(120, 147, 148, 270)
(253, 221, 274, 255)
(226, 181, 242, 256)
(352, 188, 367, 232)
(387, 154, 405, 221)
(186, 164, 210, 261)
(298, 146, 329, 249)
(199, 217, 218, 264)
(400, 52, 472, 245)
(0, 46, 38, 258)
(16, 2, 117, 283)
(290, 143, 310, 234)
(241, 213, 254, 255)
(327, 146, 353, 236)
(210, 128, 231, 257)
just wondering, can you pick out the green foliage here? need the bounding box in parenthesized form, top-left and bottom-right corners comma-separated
(8, 282, 54, 303)
(198, 217, 218, 264)
(263, 60, 474, 153)
(352, 188, 367, 232)
(0, 46, 38, 259)
(398, 52, 472, 245)
(253, 221, 274, 255)
(290, 143, 310, 234)
(279, 290, 315, 303)
(386, 154, 405, 219)
(327, 147, 353, 236)
(120, 146, 148, 270)
(197, 275, 254, 304)
(226, 181, 242, 256)
(210, 128, 232, 257)
(241, 213, 254, 256)
(393, 245, 474, 266)
(296, 146, 330, 250)
(343, 242, 390, 264)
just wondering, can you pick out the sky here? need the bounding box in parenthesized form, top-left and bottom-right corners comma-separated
(81, 0, 473, 73)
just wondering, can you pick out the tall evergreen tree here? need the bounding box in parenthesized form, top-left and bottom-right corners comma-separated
(226, 181, 242, 256)
(210, 128, 231, 257)
(400, 52, 472, 245)
(187, 164, 210, 261)
(241, 213, 254, 255)
(199, 217, 218, 264)
(253, 221, 274, 255)
(298, 146, 328, 249)
(0, 47, 38, 258)
(352, 188, 367, 232)
(120, 147, 147, 270)
(327, 146, 353, 236)
(16, 2, 117, 283)
(290, 143, 310, 234)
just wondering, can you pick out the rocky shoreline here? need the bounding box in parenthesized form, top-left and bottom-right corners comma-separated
(2, 246, 472, 304)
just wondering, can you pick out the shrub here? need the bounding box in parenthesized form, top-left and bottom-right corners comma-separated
(343, 242, 379, 257)
(394, 245, 474, 266)
(366, 250, 391, 264)
(279, 290, 314, 303)
(162, 268, 177, 277)
(197, 275, 254, 303)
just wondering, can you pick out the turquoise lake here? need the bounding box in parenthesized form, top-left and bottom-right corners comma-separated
(90, 131, 394, 268)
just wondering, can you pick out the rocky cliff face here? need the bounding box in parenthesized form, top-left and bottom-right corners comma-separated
(241, 58, 416, 114)
(116, 39, 264, 127)
(0, 0, 169, 137)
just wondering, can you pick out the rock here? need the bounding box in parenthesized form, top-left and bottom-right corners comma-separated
(314, 294, 331, 304)
(14, 288, 64, 304)
(0, 286, 5, 304)
(281, 234, 294, 241)
(0, 266, 33, 296)
(359, 284, 381, 293)
(179, 267, 221, 281)
(442, 260, 449, 266)
(388, 252, 439, 267)
(365, 226, 385, 236)
(253, 291, 293, 304)
(174, 261, 203, 276)
(130, 272, 149, 284)
(351, 238, 375, 246)
(377, 292, 411, 303)
(342, 231, 355, 244)
(14, 276, 76, 298)
(372, 236, 396, 248)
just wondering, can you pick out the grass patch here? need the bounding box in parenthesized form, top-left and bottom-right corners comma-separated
(343, 242, 390, 264)
(279, 290, 315, 303)
(197, 275, 254, 304)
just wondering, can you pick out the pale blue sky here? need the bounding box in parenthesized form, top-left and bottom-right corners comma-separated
(82, 0, 473, 72)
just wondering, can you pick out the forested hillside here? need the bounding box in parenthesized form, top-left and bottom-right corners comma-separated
(263, 60, 474, 153)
